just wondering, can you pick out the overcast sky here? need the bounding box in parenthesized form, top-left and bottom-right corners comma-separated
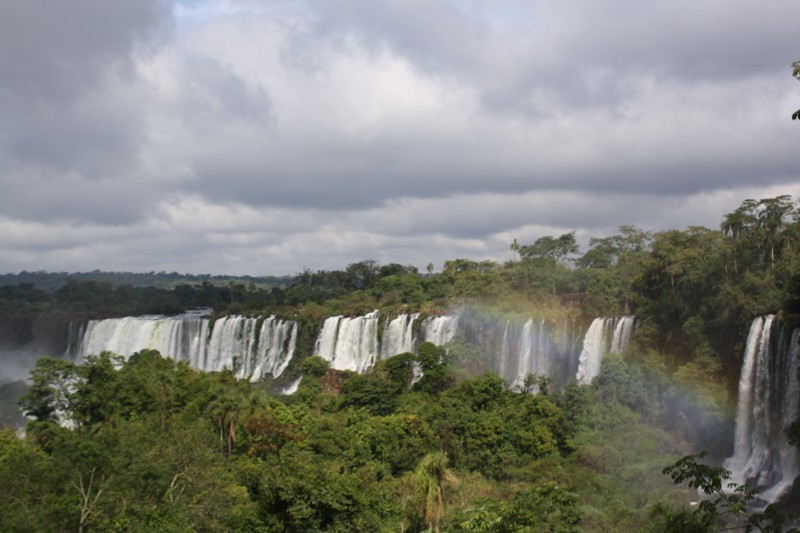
(1, 0, 798, 276)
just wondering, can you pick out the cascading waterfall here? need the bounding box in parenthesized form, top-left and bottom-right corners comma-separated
(493, 317, 580, 389)
(575, 316, 636, 385)
(314, 311, 380, 372)
(74, 310, 635, 390)
(724, 315, 800, 504)
(205, 316, 260, 373)
(251, 318, 298, 382)
(420, 315, 460, 347)
(313, 312, 457, 373)
(610, 316, 636, 354)
(78, 316, 204, 364)
(76, 314, 297, 380)
(381, 313, 420, 358)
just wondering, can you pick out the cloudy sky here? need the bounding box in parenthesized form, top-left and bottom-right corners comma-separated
(1, 0, 798, 276)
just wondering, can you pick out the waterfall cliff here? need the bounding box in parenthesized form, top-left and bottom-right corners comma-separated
(420, 314, 460, 347)
(313, 312, 460, 371)
(72, 310, 635, 389)
(724, 315, 800, 504)
(381, 313, 420, 359)
(313, 311, 381, 373)
(575, 316, 636, 385)
(491, 317, 581, 389)
(76, 314, 297, 381)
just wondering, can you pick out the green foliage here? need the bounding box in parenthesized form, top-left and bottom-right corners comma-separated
(413, 451, 458, 533)
(375, 352, 417, 389)
(656, 452, 799, 533)
(341, 374, 402, 416)
(413, 342, 453, 394)
(301, 355, 330, 377)
(519, 232, 579, 262)
(454, 483, 581, 532)
(19, 356, 80, 423)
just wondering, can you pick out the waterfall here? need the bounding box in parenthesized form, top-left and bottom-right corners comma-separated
(724, 315, 800, 504)
(251, 318, 298, 381)
(498, 320, 512, 379)
(575, 316, 636, 385)
(314, 316, 341, 361)
(610, 316, 635, 353)
(454, 312, 589, 389)
(496, 318, 578, 388)
(205, 316, 259, 373)
(381, 313, 420, 358)
(78, 316, 196, 362)
(314, 311, 380, 372)
(420, 315, 459, 347)
(312, 312, 456, 373)
(74, 310, 636, 388)
(279, 375, 303, 395)
(76, 314, 297, 381)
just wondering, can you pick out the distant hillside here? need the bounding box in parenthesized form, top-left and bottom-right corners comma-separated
(0, 270, 296, 292)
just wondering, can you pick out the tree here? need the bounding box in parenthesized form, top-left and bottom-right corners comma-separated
(19, 357, 80, 424)
(792, 61, 800, 120)
(458, 483, 581, 532)
(655, 452, 799, 532)
(757, 195, 794, 271)
(346, 259, 380, 289)
(519, 232, 579, 263)
(413, 451, 458, 533)
(510, 238, 520, 271)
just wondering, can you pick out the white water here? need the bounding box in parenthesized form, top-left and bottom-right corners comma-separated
(575, 316, 636, 385)
(205, 316, 260, 373)
(77, 314, 297, 380)
(501, 318, 564, 388)
(279, 375, 302, 395)
(724, 315, 800, 503)
(75, 311, 637, 390)
(420, 315, 459, 347)
(381, 313, 420, 358)
(314, 311, 380, 372)
(251, 318, 297, 382)
(312, 312, 457, 373)
(498, 320, 512, 379)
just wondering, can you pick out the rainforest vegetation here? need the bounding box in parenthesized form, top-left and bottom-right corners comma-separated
(2, 195, 800, 532)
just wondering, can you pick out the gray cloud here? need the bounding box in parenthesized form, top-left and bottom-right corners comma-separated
(0, 0, 172, 103)
(0, 0, 799, 275)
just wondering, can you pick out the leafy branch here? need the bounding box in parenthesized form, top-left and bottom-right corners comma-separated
(656, 452, 798, 533)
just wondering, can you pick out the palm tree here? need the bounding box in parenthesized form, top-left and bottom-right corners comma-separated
(414, 452, 457, 533)
(792, 61, 800, 120)
(510, 238, 520, 272)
